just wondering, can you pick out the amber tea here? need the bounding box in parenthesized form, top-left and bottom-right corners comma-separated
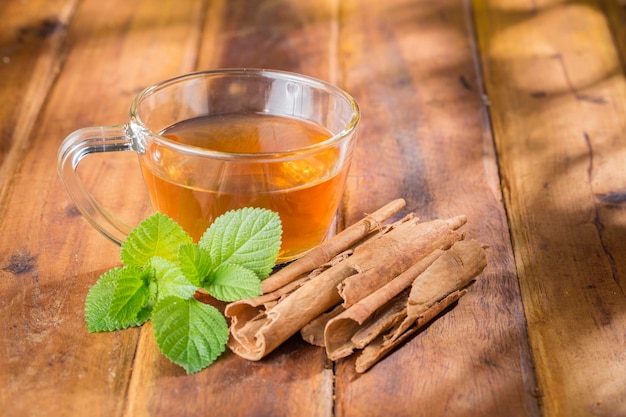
(139, 113, 350, 261)
(59, 70, 359, 256)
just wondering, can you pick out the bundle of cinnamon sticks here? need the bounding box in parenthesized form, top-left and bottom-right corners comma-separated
(225, 199, 487, 373)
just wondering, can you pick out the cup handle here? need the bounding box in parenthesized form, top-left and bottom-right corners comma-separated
(57, 125, 136, 245)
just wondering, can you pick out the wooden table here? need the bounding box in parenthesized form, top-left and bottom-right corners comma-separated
(1, 0, 625, 416)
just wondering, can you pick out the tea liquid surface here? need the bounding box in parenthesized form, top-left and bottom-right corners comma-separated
(140, 113, 349, 261)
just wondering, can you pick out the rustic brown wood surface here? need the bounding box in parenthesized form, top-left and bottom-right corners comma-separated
(474, 1, 626, 416)
(0, 1, 624, 417)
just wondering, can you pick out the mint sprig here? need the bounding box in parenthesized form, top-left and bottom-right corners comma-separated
(84, 208, 282, 373)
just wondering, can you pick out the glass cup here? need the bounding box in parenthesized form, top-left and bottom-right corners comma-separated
(57, 69, 360, 262)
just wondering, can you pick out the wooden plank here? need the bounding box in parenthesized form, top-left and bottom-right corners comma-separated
(474, 0, 626, 416)
(122, 1, 337, 416)
(601, 0, 626, 79)
(0, 0, 76, 205)
(334, 0, 540, 416)
(0, 0, 205, 416)
(600, 1, 626, 293)
(196, 0, 339, 80)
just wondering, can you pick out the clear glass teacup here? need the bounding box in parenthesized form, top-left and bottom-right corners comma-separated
(57, 69, 360, 262)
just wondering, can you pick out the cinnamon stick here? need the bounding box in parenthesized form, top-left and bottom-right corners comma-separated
(224, 199, 488, 373)
(354, 290, 466, 373)
(323, 249, 444, 360)
(225, 199, 406, 360)
(226, 260, 356, 360)
(260, 198, 406, 294)
(300, 305, 345, 347)
(338, 216, 466, 307)
(352, 239, 487, 372)
(389, 239, 487, 340)
(226, 211, 463, 361)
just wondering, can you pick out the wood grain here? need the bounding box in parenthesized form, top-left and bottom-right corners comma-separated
(123, 1, 337, 416)
(196, 0, 339, 80)
(3, 0, 626, 415)
(0, 0, 76, 207)
(0, 0, 204, 415)
(474, 0, 626, 415)
(335, 0, 539, 416)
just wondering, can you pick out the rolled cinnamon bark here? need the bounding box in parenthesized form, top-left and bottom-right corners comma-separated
(225, 199, 407, 360)
(323, 249, 445, 360)
(353, 239, 487, 372)
(389, 238, 487, 341)
(338, 216, 467, 307)
(225, 200, 487, 372)
(261, 198, 407, 294)
(226, 211, 465, 361)
(354, 290, 466, 373)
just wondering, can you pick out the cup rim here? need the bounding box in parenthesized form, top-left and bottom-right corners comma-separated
(129, 68, 360, 160)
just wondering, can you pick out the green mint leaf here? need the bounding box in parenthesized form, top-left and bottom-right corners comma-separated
(204, 263, 262, 302)
(85, 268, 149, 332)
(135, 305, 152, 325)
(152, 297, 228, 374)
(199, 207, 282, 280)
(149, 257, 198, 301)
(178, 243, 212, 287)
(109, 265, 150, 324)
(121, 212, 192, 266)
(85, 268, 122, 332)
